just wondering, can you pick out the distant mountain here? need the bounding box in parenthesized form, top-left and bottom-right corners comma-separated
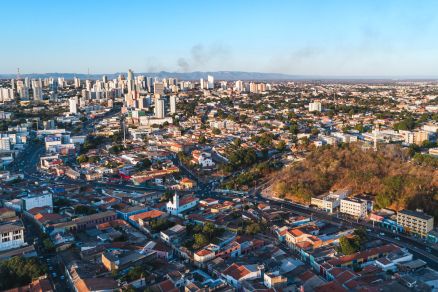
(0, 71, 299, 81)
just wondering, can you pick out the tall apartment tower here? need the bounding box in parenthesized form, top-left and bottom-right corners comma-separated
(207, 75, 214, 89)
(170, 95, 177, 114)
(155, 98, 165, 119)
(69, 97, 78, 114)
(127, 69, 135, 93)
(154, 82, 164, 95)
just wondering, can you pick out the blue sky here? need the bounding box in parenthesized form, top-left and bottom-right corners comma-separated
(1, 0, 438, 76)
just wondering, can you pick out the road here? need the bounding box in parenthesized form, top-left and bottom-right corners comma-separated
(7, 107, 438, 285)
(256, 194, 438, 270)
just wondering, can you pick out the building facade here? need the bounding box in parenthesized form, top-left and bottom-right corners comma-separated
(397, 209, 434, 237)
(340, 198, 367, 218)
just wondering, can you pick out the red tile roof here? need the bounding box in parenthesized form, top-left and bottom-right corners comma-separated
(130, 209, 165, 221)
(196, 249, 214, 256)
(328, 244, 400, 266)
(222, 263, 251, 280)
(289, 228, 304, 237)
(315, 281, 348, 292)
(180, 196, 198, 206)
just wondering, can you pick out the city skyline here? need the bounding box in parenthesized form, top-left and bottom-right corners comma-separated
(2, 0, 438, 76)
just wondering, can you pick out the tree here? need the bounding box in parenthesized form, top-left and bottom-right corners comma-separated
(275, 140, 287, 152)
(43, 238, 55, 252)
(136, 158, 152, 171)
(339, 236, 359, 255)
(77, 154, 88, 164)
(354, 123, 365, 133)
(212, 128, 221, 135)
(393, 117, 416, 131)
(289, 124, 299, 135)
(193, 233, 208, 249)
(0, 257, 46, 290)
(245, 223, 261, 235)
(75, 205, 97, 215)
(198, 135, 207, 144)
(202, 222, 216, 240)
(311, 127, 320, 136)
(109, 145, 124, 154)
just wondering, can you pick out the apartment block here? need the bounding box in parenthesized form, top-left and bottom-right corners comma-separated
(0, 222, 25, 251)
(340, 198, 367, 218)
(311, 189, 350, 213)
(397, 209, 434, 238)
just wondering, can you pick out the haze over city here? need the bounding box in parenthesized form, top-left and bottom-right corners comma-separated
(0, 1, 438, 292)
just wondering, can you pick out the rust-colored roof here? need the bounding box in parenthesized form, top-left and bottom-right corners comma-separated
(196, 249, 214, 256)
(130, 209, 165, 221)
(314, 281, 348, 292)
(328, 244, 399, 266)
(289, 228, 304, 237)
(180, 196, 198, 206)
(222, 263, 251, 280)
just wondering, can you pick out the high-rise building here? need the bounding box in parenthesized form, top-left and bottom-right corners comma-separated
(102, 75, 108, 83)
(50, 79, 58, 92)
(69, 97, 78, 114)
(146, 77, 153, 92)
(17, 80, 28, 99)
(154, 82, 164, 95)
(235, 80, 243, 91)
(32, 80, 43, 100)
(200, 78, 205, 90)
(170, 95, 177, 114)
(74, 77, 81, 88)
(155, 98, 165, 119)
(85, 80, 92, 91)
(207, 75, 214, 89)
(0, 88, 15, 102)
(127, 69, 135, 94)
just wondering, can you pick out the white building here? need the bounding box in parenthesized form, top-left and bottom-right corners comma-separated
(311, 189, 350, 213)
(44, 135, 62, 151)
(0, 136, 11, 151)
(340, 198, 367, 218)
(33, 85, 43, 101)
(194, 244, 219, 265)
(0, 88, 15, 102)
(0, 223, 25, 251)
(191, 150, 215, 168)
(235, 80, 244, 91)
(22, 193, 53, 211)
(155, 98, 165, 119)
(69, 97, 78, 114)
(222, 263, 262, 288)
(170, 95, 177, 114)
(207, 75, 214, 89)
(166, 193, 198, 216)
(309, 101, 322, 112)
